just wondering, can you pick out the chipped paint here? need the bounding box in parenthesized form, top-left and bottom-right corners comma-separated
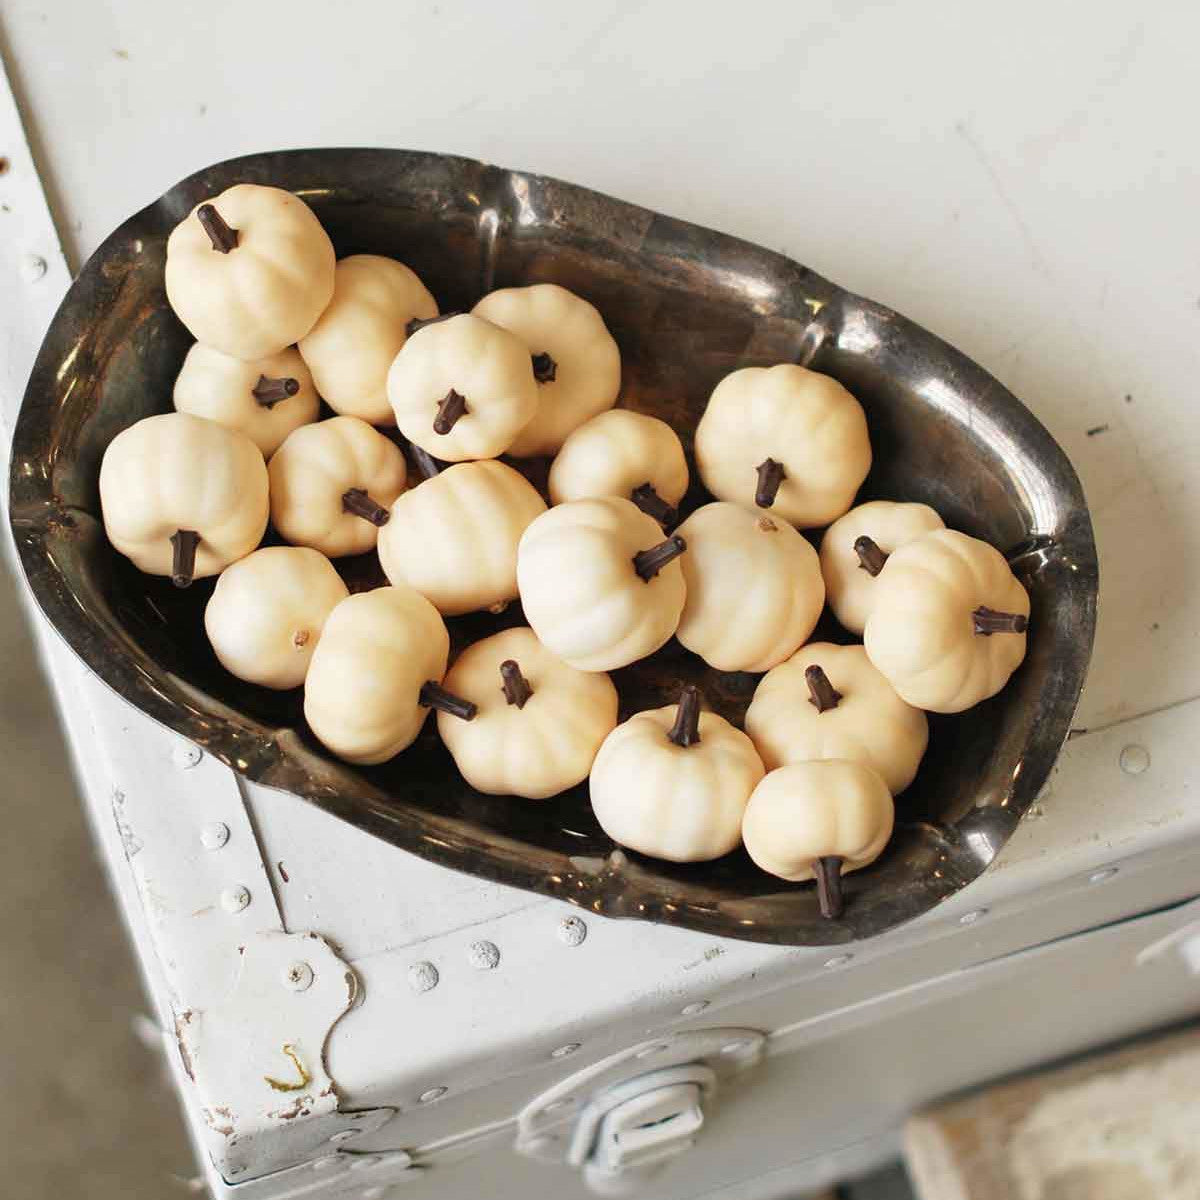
(264, 1043, 313, 1093)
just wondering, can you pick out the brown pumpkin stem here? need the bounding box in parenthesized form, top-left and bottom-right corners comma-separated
(973, 606, 1029, 636)
(667, 685, 702, 747)
(251, 375, 300, 408)
(813, 856, 845, 920)
(499, 660, 533, 709)
(433, 389, 468, 436)
(632, 535, 687, 581)
(755, 458, 785, 508)
(409, 443, 445, 481)
(531, 352, 558, 383)
(419, 680, 477, 721)
(630, 482, 677, 527)
(805, 664, 843, 713)
(853, 535, 888, 577)
(405, 312, 459, 338)
(341, 488, 390, 527)
(170, 529, 200, 589)
(196, 203, 238, 253)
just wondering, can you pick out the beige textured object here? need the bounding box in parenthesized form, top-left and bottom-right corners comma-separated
(165, 184, 335, 361)
(204, 547, 348, 689)
(820, 500, 946, 634)
(864, 529, 1030, 713)
(268, 416, 407, 557)
(437, 627, 619, 798)
(675, 502, 825, 672)
(172, 342, 320, 457)
(694, 363, 871, 528)
(298, 254, 438, 424)
(745, 642, 928, 794)
(377, 460, 547, 616)
(473, 283, 621, 457)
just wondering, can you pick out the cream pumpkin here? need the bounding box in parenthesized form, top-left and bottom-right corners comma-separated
(694, 364, 871, 528)
(204, 547, 348, 690)
(517, 496, 688, 672)
(548, 409, 688, 525)
(590, 687, 765, 862)
(298, 255, 438, 424)
(472, 284, 621, 457)
(268, 417, 407, 557)
(744, 642, 928, 794)
(820, 500, 946, 635)
(172, 342, 319, 457)
(377, 460, 546, 616)
(864, 528, 1030, 713)
(387, 313, 537, 460)
(165, 184, 335, 361)
(741, 761, 894, 918)
(437, 627, 619, 799)
(99, 412, 268, 587)
(674, 502, 825, 672)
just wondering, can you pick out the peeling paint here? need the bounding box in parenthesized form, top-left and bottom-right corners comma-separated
(203, 1105, 235, 1137)
(264, 1043, 313, 1093)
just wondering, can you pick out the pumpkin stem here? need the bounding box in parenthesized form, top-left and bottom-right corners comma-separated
(433, 389, 468, 435)
(170, 529, 200, 589)
(754, 458, 785, 508)
(630, 482, 677, 527)
(667, 685, 702, 747)
(531, 352, 557, 383)
(405, 312, 459, 338)
(409, 442, 445, 481)
(853, 535, 888, 577)
(499, 660, 533, 709)
(251, 375, 300, 408)
(805, 664, 843, 713)
(973, 606, 1028, 635)
(419, 680, 477, 721)
(633, 535, 687, 581)
(813, 855, 845, 919)
(341, 488, 390, 527)
(196, 203, 238, 253)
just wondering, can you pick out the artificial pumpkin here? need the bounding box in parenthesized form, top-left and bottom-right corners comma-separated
(589, 686, 765, 862)
(204, 547, 348, 690)
(268, 417, 407, 557)
(516, 496, 688, 672)
(298, 254, 438, 425)
(437, 627, 619, 799)
(693, 364, 871, 528)
(99, 412, 268, 587)
(377, 459, 546, 616)
(674, 502, 825, 672)
(744, 642, 928, 794)
(387, 313, 538, 460)
(172, 342, 319, 457)
(164, 184, 335, 361)
(820, 500, 946, 635)
(741, 761, 894, 919)
(864, 528, 1030, 713)
(548, 409, 688, 526)
(471, 284, 621, 457)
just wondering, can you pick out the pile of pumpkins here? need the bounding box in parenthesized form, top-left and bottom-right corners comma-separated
(98, 184, 1031, 920)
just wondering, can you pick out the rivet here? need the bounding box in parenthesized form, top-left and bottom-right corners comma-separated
(959, 908, 988, 925)
(311, 1155, 341, 1171)
(199, 822, 229, 850)
(419, 1086, 447, 1103)
(681, 1001, 709, 1016)
(173, 743, 203, 769)
(284, 961, 314, 991)
(1120, 744, 1150, 775)
(407, 961, 439, 994)
(1089, 866, 1119, 884)
(824, 954, 854, 968)
(328, 1129, 359, 1144)
(220, 885, 251, 914)
(558, 915, 587, 946)
(467, 940, 500, 970)
(551, 1043, 581, 1059)
(721, 1039, 754, 1056)
(21, 254, 47, 282)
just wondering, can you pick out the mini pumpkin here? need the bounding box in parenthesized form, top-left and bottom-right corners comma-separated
(820, 500, 946, 635)
(377, 459, 546, 616)
(471, 283, 621, 457)
(303, 585, 475, 765)
(298, 255, 438, 424)
(387, 313, 537, 460)
(694, 364, 871, 528)
(165, 184, 335, 361)
(268, 417, 407, 557)
(99, 412, 268, 587)
(204, 547, 348, 689)
(437, 627, 619, 799)
(864, 528, 1030, 713)
(548, 409, 688, 526)
(744, 642, 928, 794)
(590, 686, 765, 862)
(674, 502, 825, 672)
(741, 761, 894, 918)
(517, 496, 688, 672)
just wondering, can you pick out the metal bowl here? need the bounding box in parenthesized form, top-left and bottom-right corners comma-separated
(8, 149, 1097, 945)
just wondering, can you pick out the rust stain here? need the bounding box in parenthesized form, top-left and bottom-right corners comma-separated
(277, 861, 290, 882)
(174, 1010, 196, 1081)
(202, 1106, 235, 1137)
(264, 1043, 312, 1093)
(270, 1094, 315, 1121)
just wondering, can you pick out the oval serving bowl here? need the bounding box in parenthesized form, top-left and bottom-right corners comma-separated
(8, 149, 1097, 945)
